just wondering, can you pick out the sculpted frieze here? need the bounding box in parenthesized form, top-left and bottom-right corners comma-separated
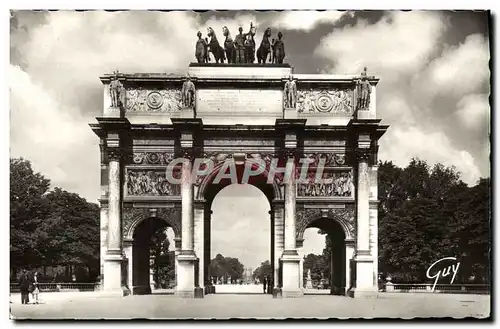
(132, 152, 175, 165)
(297, 89, 353, 114)
(303, 153, 347, 167)
(125, 88, 182, 113)
(126, 169, 180, 196)
(298, 170, 354, 197)
(296, 206, 355, 240)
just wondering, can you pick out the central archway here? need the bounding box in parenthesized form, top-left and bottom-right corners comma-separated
(195, 160, 283, 294)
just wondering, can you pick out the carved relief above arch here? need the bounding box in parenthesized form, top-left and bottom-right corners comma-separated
(195, 153, 283, 201)
(122, 206, 181, 240)
(296, 205, 355, 241)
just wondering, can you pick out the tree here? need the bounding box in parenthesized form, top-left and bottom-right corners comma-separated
(209, 254, 245, 281)
(303, 253, 328, 283)
(378, 158, 491, 284)
(10, 158, 51, 274)
(253, 260, 272, 282)
(40, 188, 100, 281)
(149, 228, 173, 288)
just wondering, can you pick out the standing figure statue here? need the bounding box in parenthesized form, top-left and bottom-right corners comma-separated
(257, 27, 272, 64)
(109, 70, 125, 109)
(207, 27, 226, 63)
(274, 32, 285, 64)
(234, 27, 246, 63)
(271, 38, 276, 63)
(244, 22, 257, 63)
(222, 26, 236, 64)
(195, 31, 208, 63)
(356, 67, 371, 110)
(284, 75, 297, 108)
(181, 75, 196, 109)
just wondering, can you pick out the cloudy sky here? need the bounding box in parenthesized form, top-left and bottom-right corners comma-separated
(10, 10, 490, 269)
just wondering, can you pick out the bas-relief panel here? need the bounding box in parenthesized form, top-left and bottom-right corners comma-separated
(126, 169, 180, 197)
(125, 89, 182, 113)
(297, 89, 353, 115)
(295, 205, 356, 240)
(297, 170, 354, 197)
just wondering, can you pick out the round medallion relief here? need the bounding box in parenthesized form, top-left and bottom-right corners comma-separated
(316, 94, 334, 112)
(146, 91, 164, 109)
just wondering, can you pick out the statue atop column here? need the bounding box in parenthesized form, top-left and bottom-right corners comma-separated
(109, 70, 125, 109)
(274, 32, 285, 64)
(195, 31, 208, 63)
(181, 74, 196, 109)
(244, 22, 256, 63)
(355, 67, 372, 110)
(284, 74, 297, 109)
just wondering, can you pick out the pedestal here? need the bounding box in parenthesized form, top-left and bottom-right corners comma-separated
(176, 252, 197, 298)
(181, 107, 195, 119)
(102, 252, 130, 297)
(283, 107, 298, 119)
(281, 251, 303, 298)
(349, 253, 378, 298)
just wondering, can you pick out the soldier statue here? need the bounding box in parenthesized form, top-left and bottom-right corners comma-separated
(181, 75, 196, 109)
(356, 67, 371, 110)
(109, 70, 124, 109)
(284, 75, 297, 108)
(234, 26, 246, 63)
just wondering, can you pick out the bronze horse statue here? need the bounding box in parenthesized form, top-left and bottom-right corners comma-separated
(222, 26, 236, 64)
(207, 27, 225, 63)
(257, 27, 272, 64)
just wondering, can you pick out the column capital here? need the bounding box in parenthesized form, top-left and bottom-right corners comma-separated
(107, 148, 122, 162)
(355, 149, 371, 162)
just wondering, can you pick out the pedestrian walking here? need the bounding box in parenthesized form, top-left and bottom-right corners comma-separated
(263, 276, 268, 294)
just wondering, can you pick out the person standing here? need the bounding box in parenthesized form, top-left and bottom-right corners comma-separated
(31, 271, 40, 304)
(262, 276, 268, 294)
(18, 270, 30, 305)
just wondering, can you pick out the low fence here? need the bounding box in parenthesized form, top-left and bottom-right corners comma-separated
(10, 282, 100, 293)
(383, 283, 490, 295)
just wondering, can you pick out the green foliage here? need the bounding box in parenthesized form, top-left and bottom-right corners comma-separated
(252, 260, 272, 282)
(303, 253, 329, 283)
(378, 158, 490, 283)
(10, 158, 100, 279)
(149, 229, 174, 288)
(209, 254, 245, 280)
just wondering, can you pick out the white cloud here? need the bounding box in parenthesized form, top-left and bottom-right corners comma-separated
(9, 65, 99, 200)
(314, 11, 447, 75)
(379, 126, 481, 185)
(456, 93, 490, 131)
(273, 11, 350, 32)
(412, 33, 490, 100)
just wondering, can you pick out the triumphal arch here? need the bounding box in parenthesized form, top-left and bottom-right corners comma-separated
(91, 59, 388, 298)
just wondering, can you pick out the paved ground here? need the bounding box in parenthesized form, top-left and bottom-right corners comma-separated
(9, 291, 490, 319)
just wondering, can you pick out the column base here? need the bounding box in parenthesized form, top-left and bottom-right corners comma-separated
(281, 251, 302, 298)
(176, 251, 197, 298)
(103, 252, 128, 295)
(347, 288, 378, 298)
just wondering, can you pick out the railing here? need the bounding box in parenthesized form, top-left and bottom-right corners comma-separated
(10, 282, 100, 293)
(383, 283, 490, 294)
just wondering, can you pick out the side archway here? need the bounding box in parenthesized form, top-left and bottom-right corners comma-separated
(122, 207, 181, 240)
(296, 206, 355, 241)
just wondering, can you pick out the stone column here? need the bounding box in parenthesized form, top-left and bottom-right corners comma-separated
(102, 149, 127, 296)
(272, 203, 284, 288)
(193, 202, 205, 295)
(353, 151, 377, 298)
(281, 152, 302, 298)
(99, 205, 108, 289)
(176, 155, 197, 297)
(174, 238, 181, 288)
